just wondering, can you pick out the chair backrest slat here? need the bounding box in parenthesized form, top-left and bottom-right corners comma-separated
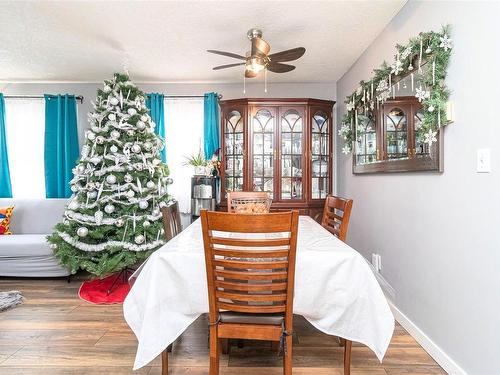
(201, 210, 299, 326)
(321, 195, 353, 242)
(161, 201, 182, 241)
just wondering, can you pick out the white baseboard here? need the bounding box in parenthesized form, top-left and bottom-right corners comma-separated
(365, 260, 467, 375)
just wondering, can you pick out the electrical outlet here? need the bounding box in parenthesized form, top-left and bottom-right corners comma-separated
(477, 148, 491, 173)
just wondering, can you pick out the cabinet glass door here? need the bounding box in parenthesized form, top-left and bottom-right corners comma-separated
(311, 110, 330, 199)
(280, 108, 304, 200)
(413, 108, 429, 157)
(224, 110, 244, 196)
(385, 106, 408, 159)
(252, 108, 275, 198)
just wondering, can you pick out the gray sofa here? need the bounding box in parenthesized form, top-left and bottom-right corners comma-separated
(0, 198, 70, 277)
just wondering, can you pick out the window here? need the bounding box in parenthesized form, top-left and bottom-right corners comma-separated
(164, 98, 204, 213)
(5, 99, 46, 198)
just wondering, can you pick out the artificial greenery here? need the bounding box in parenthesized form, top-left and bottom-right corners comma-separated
(338, 25, 453, 153)
(47, 73, 172, 277)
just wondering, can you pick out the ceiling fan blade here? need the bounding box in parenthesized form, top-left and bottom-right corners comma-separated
(245, 69, 258, 78)
(267, 62, 296, 73)
(213, 63, 246, 70)
(268, 47, 306, 62)
(207, 50, 246, 60)
(251, 38, 270, 57)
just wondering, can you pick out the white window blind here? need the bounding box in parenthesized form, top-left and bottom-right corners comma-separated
(5, 99, 46, 198)
(164, 98, 204, 214)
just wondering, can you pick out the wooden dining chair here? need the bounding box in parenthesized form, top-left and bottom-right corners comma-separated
(161, 200, 182, 241)
(159, 200, 182, 375)
(227, 191, 270, 213)
(321, 195, 354, 242)
(200, 209, 299, 375)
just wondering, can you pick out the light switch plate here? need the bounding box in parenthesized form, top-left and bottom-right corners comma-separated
(477, 148, 491, 173)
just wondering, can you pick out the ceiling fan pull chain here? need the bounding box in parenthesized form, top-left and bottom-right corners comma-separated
(264, 68, 268, 93)
(243, 74, 246, 94)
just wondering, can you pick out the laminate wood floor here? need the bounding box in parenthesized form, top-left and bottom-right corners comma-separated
(0, 275, 446, 375)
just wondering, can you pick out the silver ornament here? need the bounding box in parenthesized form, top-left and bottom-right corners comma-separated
(428, 105, 435, 112)
(106, 174, 117, 185)
(108, 113, 116, 121)
(143, 220, 151, 228)
(115, 218, 125, 227)
(77, 227, 89, 237)
(139, 200, 149, 209)
(110, 145, 118, 153)
(152, 207, 160, 216)
(128, 108, 137, 116)
(88, 191, 98, 199)
(134, 234, 145, 244)
(109, 97, 119, 106)
(87, 131, 96, 141)
(127, 190, 135, 198)
(140, 115, 148, 122)
(70, 185, 79, 193)
(110, 130, 120, 139)
(137, 121, 146, 130)
(124, 174, 133, 183)
(96, 136, 105, 144)
(76, 164, 85, 173)
(146, 180, 155, 189)
(104, 204, 115, 214)
(132, 144, 141, 153)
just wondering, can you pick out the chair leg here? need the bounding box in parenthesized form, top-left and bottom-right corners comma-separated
(209, 326, 220, 375)
(343, 339, 352, 375)
(338, 337, 346, 347)
(283, 335, 293, 375)
(221, 338, 229, 355)
(161, 349, 168, 375)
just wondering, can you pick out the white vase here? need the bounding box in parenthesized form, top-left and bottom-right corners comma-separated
(194, 166, 205, 175)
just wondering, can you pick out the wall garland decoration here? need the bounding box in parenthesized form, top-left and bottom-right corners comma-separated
(338, 25, 453, 154)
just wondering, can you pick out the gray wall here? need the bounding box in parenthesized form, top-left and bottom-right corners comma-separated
(336, 1, 500, 374)
(0, 81, 335, 145)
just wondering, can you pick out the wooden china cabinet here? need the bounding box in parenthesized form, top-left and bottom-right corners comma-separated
(218, 98, 335, 221)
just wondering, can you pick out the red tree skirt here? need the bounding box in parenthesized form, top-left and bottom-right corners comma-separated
(78, 273, 131, 304)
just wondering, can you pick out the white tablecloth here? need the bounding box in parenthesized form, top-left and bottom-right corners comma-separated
(124, 216, 394, 370)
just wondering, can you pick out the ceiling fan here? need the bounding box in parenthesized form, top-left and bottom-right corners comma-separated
(208, 28, 306, 78)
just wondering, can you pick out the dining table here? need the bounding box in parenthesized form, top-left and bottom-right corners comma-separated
(123, 215, 395, 370)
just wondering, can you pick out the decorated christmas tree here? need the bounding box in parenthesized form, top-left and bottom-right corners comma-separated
(48, 73, 172, 277)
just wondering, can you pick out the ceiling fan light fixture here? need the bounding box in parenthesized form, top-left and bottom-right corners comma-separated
(246, 56, 266, 74)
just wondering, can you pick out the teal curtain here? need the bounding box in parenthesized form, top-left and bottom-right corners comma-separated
(146, 93, 166, 162)
(0, 94, 12, 197)
(44, 94, 79, 198)
(204, 92, 219, 158)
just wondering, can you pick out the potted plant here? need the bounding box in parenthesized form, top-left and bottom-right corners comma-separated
(184, 150, 208, 175)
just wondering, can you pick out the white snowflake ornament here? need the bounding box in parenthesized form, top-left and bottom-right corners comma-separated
(391, 59, 403, 75)
(439, 34, 452, 51)
(423, 129, 437, 146)
(415, 87, 430, 102)
(342, 145, 351, 155)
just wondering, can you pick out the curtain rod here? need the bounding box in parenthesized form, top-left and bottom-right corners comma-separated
(164, 94, 223, 100)
(3, 95, 84, 104)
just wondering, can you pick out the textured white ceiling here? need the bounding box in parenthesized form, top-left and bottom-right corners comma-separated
(0, 0, 406, 83)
